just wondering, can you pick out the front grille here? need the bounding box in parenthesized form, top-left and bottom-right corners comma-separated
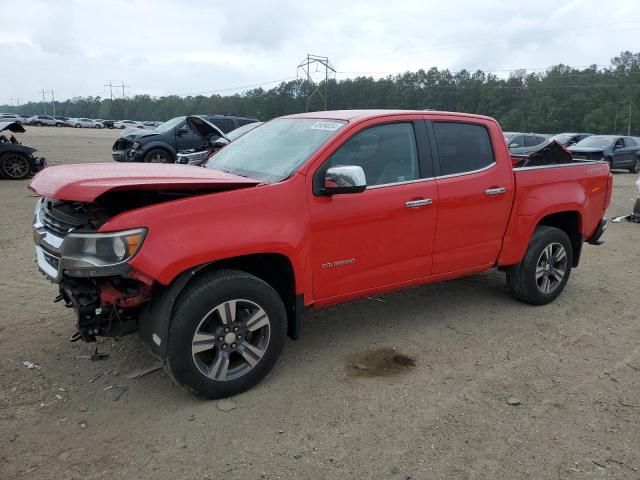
(113, 138, 131, 151)
(41, 202, 85, 237)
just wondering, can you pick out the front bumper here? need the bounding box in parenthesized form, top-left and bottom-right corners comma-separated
(176, 150, 209, 166)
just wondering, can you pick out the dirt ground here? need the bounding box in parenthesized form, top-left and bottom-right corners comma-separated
(1, 126, 639, 480)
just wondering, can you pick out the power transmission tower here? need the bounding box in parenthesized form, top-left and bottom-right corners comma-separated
(297, 54, 336, 111)
(115, 81, 130, 99)
(50, 90, 56, 116)
(39, 89, 48, 115)
(9, 97, 20, 107)
(104, 81, 114, 101)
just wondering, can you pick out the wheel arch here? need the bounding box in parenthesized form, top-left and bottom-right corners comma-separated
(139, 253, 302, 361)
(537, 211, 582, 267)
(140, 142, 177, 161)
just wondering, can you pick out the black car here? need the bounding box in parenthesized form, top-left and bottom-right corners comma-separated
(112, 114, 259, 163)
(0, 122, 46, 179)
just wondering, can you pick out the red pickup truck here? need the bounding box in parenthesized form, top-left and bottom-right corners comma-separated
(30, 110, 611, 398)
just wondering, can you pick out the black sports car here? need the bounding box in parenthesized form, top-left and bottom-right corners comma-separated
(0, 122, 46, 179)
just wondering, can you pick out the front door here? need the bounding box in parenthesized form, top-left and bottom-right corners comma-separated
(308, 120, 438, 300)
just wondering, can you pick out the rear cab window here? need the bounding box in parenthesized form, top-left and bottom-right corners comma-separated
(432, 122, 494, 176)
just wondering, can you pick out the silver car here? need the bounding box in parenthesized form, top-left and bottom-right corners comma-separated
(27, 115, 59, 126)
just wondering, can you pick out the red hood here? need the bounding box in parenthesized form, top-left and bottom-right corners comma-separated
(28, 163, 260, 202)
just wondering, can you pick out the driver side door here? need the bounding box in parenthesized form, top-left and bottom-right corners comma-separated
(174, 120, 202, 151)
(308, 119, 438, 302)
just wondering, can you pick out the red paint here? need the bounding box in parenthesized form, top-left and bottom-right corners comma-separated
(29, 111, 612, 309)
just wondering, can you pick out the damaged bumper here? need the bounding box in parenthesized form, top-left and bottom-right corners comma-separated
(587, 218, 607, 245)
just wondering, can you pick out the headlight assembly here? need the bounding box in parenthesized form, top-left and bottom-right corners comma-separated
(61, 228, 147, 273)
(131, 142, 141, 150)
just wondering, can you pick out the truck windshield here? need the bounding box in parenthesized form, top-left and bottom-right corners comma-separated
(205, 118, 346, 182)
(575, 136, 615, 148)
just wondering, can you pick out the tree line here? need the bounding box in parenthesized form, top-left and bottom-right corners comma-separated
(3, 51, 639, 135)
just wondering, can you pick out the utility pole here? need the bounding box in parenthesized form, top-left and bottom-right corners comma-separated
(297, 54, 336, 111)
(104, 81, 114, 101)
(9, 97, 19, 107)
(628, 95, 632, 136)
(50, 90, 56, 116)
(119, 81, 129, 99)
(39, 89, 48, 115)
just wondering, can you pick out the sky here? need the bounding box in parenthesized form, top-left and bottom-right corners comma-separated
(0, 0, 638, 105)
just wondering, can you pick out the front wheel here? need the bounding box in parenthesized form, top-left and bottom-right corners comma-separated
(506, 226, 573, 305)
(629, 158, 640, 174)
(0, 152, 31, 179)
(166, 270, 287, 399)
(144, 148, 171, 163)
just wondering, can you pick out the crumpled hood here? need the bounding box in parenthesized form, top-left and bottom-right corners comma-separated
(29, 163, 260, 202)
(120, 128, 161, 142)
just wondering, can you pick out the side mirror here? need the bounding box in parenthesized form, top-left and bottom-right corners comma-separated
(321, 166, 367, 195)
(177, 127, 189, 135)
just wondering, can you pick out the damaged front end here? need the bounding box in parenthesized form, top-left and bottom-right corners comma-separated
(33, 198, 154, 342)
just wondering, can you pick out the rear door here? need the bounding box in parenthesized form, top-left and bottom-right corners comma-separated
(429, 120, 514, 274)
(308, 118, 438, 300)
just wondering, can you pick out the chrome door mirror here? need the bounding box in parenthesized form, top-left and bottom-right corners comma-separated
(321, 165, 367, 195)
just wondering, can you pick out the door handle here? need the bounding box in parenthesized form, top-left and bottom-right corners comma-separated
(485, 187, 507, 196)
(405, 198, 433, 208)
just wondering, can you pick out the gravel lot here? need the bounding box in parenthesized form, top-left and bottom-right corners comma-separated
(1, 126, 639, 480)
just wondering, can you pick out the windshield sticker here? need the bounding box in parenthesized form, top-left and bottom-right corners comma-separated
(310, 121, 344, 131)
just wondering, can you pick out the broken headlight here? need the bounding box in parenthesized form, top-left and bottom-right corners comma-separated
(61, 228, 147, 273)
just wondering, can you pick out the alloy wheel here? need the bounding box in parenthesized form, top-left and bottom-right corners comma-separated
(191, 299, 271, 381)
(149, 152, 168, 163)
(535, 242, 568, 294)
(2, 154, 29, 179)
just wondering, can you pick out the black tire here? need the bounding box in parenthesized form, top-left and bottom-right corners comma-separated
(629, 158, 640, 174)
(506, 226, 573, 305)
(35, 122, 42, 127)
(0, 152, 31, 180)
(166, 269, 287, 399)
(75, 124, 81, 128)
(144, 148, 171, 163)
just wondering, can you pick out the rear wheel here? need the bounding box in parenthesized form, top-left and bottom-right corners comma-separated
(629, 158, 640, 174)
(144, 148, 171, 163)
(0, 152, 31, 179)
(506, 226, 573, 305)
(166, 270, 287, 399)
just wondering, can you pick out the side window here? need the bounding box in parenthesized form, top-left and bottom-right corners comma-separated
(623, 137, 636, 148)
(211, 119, 235, 133)
(433, 122, 494, 176)
(524, 135, 541, 147)
(508, 135, 524, 148)
(324, 122, 419, 187)
(614, 138, 624, 149)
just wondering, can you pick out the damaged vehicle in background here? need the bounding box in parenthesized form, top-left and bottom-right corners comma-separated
(113, 115, 258, 164)
(176, 120, 262, 166)
(0, 122, 46, 179)
(569, 135, 640, 173)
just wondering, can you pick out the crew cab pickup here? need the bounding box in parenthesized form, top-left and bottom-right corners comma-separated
(29, 110, 612, 399)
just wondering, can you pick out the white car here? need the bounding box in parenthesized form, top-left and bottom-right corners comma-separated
(27, 115, 58, 126)
(114, 120, 143, 129)
(67, 118, 98, 128)
(0, 114, 23, 124)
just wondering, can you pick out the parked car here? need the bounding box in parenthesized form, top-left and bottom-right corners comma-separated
(548, 133, 593, 147)
(175, 116, 229, 166)
(26, 115, 59, 127)
(30, 110, 612, 398)
(114, 120, 144, 129)
(65, 118, 98, 128)
(0, 121, 46, 179)
(504, 132, 549, 155)
(176, 121, 263, 166)
(569, 135, 640, 173)
(112, 115, 259, 163)
(0, 114, 23, 124)
(53, 116, 70, 126)
(92, 120, 105, 129)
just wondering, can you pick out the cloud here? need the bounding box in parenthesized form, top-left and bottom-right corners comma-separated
(1, 0, 638, 104)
